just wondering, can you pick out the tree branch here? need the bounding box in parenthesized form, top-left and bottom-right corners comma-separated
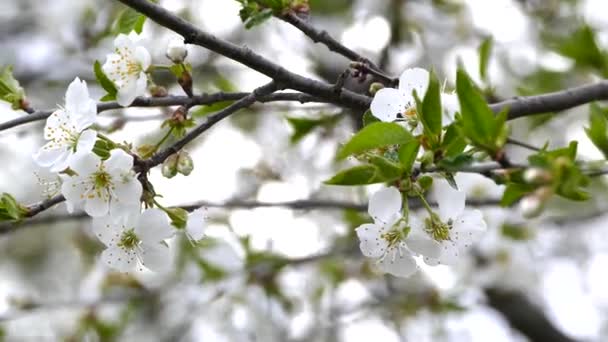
(137, 82, 279, 171)
(116, 0, 372, 110)
(280, 12, 381, 71)
(492, 80, 608, 120)
(0, 92, 325, 132)
(486, 288, 579, 342)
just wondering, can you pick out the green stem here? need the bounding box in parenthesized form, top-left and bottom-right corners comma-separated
(416, 192, 435, 216)
(153, 127, 174, 152)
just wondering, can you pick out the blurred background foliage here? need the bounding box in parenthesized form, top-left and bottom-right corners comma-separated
(1, 0, 608, 341)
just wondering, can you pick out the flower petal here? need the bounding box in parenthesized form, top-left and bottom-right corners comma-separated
(136, 209, 173, 243)
(112, 178, 142, 208)
(65, 78, 96, 128)
(406, 216, 441, 259)
(105, 149, 133, 172)
(368, 187, 402, 224)
(377, 246, 418, 277)
(356, 223, 388, 258)
(140, 243, 172, 272)
(434, 179, 466, 222)
(370, 88, 407, 122)
(186, 208, 207, 241)
(134, 46, 151, 71)
(61, 176, 87, 207)
(69, 152, 100, 176)
(33, 145, 67, 169)
(116, 77, 139, 106)
(76, 129, 97, 155)
(398, 68, 429, 97)
(442, 93, 459, 124)
(92, 216, 121, 246)
(85, 195, 110, 217)
(101, 246, 137, 273)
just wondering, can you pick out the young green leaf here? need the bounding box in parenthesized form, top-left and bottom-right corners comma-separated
(114, 9, 146, 34)
(501, 183, 535, 207)
(324, 165, 382, 186)
(0, 66, 25, 110)
(397, 141, 420, 172)
(420, 69, 443, 139)
(94, 60, 117, 100)
(585, 103, 608, 158)
(286, 115, 337, 144)
(362, 109, 380, 127)
(367, 155, 403, 180)
(337, 122, 413, 159)
(478, 36, 493, 82)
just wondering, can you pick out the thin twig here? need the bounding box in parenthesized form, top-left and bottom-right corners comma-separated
(506, 138, 542, 152)
(0, 92, 325, 132)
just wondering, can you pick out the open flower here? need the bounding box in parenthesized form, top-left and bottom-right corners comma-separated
(61, 149, 141, 217)
(422, 179, 487, 265)
(33, 78, 97, 172)
(102, 32, 151, 106)
(370, 68, 459, 134)
(356, 187, 440, 277)
(93, 208, 173, 273)
(185, 208, 207, 242)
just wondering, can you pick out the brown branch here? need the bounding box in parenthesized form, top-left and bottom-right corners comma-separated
(116, 0, 372, 110)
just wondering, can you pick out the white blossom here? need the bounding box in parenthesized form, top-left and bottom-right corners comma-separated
(61, 149, 141, 217)
(33, 77, 97, 172)
(370, 68, 459, 134)
(166, 37, 188, 64)
(422, 179, 487, 265)
(93, 208, 173, 273)
(185, 208, 207, 242)
(102, 32, 151, 106)
(356, 187, 440, 277)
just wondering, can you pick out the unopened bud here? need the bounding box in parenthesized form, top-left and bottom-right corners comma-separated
(166, 38, 188, 64)
(177, 151, 194, 176)
(369, 82, 384, 96)
(420, 150, 434, 168)
(519, 195, 542, 218)
(162, 154, 179, 178)
(523, 167, 552, 184)
(150, 85, 168, 97)
(165, 207, 189, 229)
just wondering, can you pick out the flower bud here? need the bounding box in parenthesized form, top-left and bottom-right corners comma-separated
(166, 38, 188, 64)
(518, 195, 543, 218)
(162, 154, 179, 178)
(369, 82, 384, 95)
(177, 152, 194, 176)
(165, 207, 189, 229)
(523, 167, 552, 184)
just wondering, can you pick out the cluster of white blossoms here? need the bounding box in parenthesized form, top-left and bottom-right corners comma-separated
(356, 182, 487, 277)
(370, 68, 459, 134)
(32, 32, 201, 274)
(357, 67, 487, 277)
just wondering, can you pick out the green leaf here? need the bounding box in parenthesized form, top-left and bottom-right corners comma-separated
(551, 24, 608, 75)
(113, 9, 146, 34)
(456, 68, 503, 153)
(501, 183, 535, 206)
(420, 69, 442, 142)
(362, 109, 380, 127)
(501, 223, 534, 241)
(324, 165, 383, 185)
(585, 103, 608, 158)
(337, 122, 414, 160)
(94, 60, 118, 99)
(0, 66, 25, 110)
(367, 155, 403, 180)
(0, 193, 27, 222)
(437, 154, 474, 171)
(398, 141, 420, 172)
(441, 123, 467, 157)
(478, 36, 493, 81)
(286, 116, 337, 144)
